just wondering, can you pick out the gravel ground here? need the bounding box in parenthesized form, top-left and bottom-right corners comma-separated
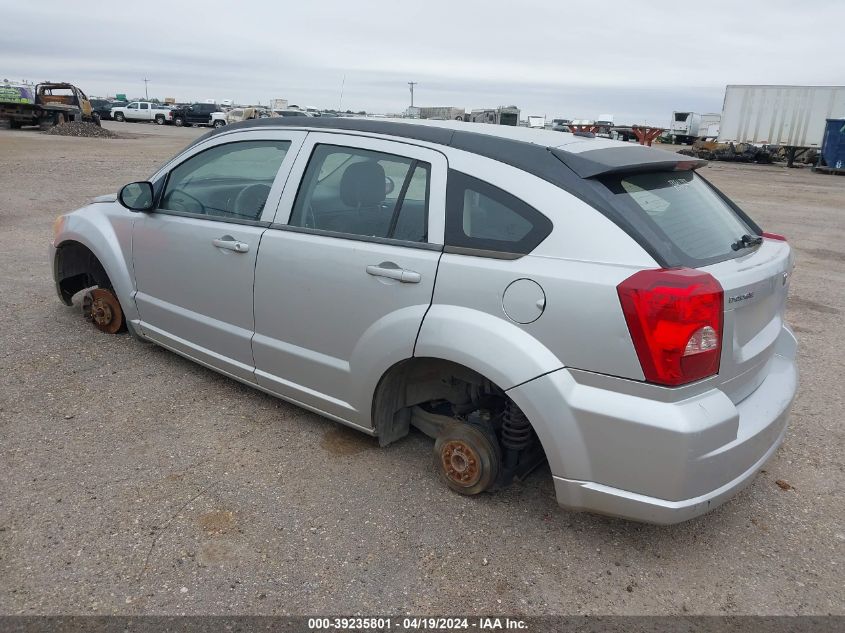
(0, 121, 842, 616)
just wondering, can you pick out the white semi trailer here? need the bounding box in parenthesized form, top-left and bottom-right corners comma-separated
(718, 85, 845, 163)
(699, 113, 721, 139)
(669, 112, 702, 144)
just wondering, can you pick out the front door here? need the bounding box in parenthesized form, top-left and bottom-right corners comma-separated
(252, 133, 447, 426)
(125, 102, 140, 120)
(132, 130, 306, 381)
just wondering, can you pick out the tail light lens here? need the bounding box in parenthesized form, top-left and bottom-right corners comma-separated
(617, 268, 723, 386)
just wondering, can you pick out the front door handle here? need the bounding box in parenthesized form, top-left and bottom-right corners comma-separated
(212, 236, 249, 253)
(366, 263, 421, 284)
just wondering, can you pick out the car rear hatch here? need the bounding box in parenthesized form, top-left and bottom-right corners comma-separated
(553, 144, 793, 400)
(700, 237, 792, 403)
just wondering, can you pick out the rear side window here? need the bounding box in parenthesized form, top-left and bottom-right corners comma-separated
(445, 171, 552, 255)
(599, 171, 752, 265)
(289, 144, 430, 243)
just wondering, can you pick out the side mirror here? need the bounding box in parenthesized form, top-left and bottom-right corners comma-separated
(118, 181, 154, 211)
(384, 177, 395, 196)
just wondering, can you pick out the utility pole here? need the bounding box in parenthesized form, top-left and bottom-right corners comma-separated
(143, 78, 150, 100)
(338, 74, 346, 111)
(408, 82, 417, 108)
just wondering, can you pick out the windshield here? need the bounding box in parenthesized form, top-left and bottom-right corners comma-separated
(599, 171, 754, 266)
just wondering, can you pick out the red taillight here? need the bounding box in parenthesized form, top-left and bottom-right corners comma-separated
(762, 232, 786, 241)
(617, 268, 724, 386)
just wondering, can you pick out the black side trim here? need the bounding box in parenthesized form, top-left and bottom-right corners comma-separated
(268, 223, 443, 251)
(443, 245, 523, 260)
(148, 208, 271, 228)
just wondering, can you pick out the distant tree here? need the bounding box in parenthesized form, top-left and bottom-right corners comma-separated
(345, 109, 353, 114)
(357, 110, 366, 115)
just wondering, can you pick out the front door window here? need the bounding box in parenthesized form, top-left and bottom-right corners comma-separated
(160, 141, 291, 221)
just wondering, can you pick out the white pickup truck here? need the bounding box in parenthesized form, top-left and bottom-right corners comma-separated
(111, 101, 173, 125)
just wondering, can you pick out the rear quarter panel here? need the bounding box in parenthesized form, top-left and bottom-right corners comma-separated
(416, 149, 654, 385)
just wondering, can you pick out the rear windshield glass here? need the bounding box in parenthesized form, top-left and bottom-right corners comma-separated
(598, 171, 753, 266)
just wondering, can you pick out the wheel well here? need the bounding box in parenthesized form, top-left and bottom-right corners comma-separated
(54, 241, 112, 305)
(373, 357, 548, 485)
(371, 357, 504, 445)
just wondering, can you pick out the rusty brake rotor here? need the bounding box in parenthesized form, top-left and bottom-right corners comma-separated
(82, 288, 124, 334)
(440, 439, 482, 488)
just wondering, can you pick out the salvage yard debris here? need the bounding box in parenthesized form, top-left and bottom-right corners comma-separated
(678, 140, 775, 163)
(775, 479, 795, 491)
(45, 121, 119, 138)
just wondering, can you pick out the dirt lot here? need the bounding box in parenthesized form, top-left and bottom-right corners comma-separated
(0, 121, 842, 616)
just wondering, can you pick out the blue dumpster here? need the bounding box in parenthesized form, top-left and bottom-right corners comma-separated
(821, 118, 845, 170)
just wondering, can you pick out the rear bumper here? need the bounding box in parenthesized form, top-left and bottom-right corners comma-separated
(508, 326, 798, 524)
(551, 412, 788, 524)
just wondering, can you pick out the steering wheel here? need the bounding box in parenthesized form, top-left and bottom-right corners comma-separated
(165, 188, 205, 214)
(232, 183, 271, 219)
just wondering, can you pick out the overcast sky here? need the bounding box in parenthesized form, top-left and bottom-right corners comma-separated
(3, 0, 843, 124)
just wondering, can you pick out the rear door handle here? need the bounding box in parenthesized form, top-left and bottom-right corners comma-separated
(366, 264, 421, 284)
(212, 236, 249, 253)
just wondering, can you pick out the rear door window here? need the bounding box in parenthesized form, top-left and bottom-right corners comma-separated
(289, 144, 431, 242)
(599, 171, 753, 266)
(445, 171, 552, 256)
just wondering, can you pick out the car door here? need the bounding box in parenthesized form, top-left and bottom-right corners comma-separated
(252, 133, 447, 427)
(131, 130, 307, 382)
(139, 102, 151, 120)
(126, 102, 139, 120)
(190, 104, 207, 125)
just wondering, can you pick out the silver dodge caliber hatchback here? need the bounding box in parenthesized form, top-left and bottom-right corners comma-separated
(51, 118, 798, 523)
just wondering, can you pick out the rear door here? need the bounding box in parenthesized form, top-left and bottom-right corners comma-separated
(252, 133, 447, 426)
(191, 104, 210, 125)
(132, 130, 306, 381)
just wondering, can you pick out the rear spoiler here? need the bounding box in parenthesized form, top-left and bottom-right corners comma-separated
(551, 145, 707, 179)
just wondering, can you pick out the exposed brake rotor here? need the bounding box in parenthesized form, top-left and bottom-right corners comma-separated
(440, 439, 482, 488)
(82, 288, 124, 334)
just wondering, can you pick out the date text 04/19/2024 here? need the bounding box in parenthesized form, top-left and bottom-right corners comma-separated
(307, 617, 529, 630)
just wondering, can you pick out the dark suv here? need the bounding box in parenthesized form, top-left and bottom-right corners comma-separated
(171, 102, 222, 127)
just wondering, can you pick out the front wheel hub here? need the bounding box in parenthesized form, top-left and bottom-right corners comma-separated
(82, 288, 124, 334)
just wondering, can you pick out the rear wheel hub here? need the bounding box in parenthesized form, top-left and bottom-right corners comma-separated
(441, 440, 481, 487)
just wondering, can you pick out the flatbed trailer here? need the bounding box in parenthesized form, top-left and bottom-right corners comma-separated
(1, 82, 98, 129)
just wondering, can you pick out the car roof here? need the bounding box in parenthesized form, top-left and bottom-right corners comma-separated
(196, 116, 704, 181)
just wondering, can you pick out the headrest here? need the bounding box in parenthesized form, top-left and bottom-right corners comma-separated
(340, 160, 386, 207)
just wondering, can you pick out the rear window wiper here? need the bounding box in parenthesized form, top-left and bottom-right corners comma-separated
(731, 233, 763, 251)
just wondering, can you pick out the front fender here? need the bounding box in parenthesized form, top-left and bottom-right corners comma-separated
(413, 305, 564, 390)
(53, 203, 138, 323)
